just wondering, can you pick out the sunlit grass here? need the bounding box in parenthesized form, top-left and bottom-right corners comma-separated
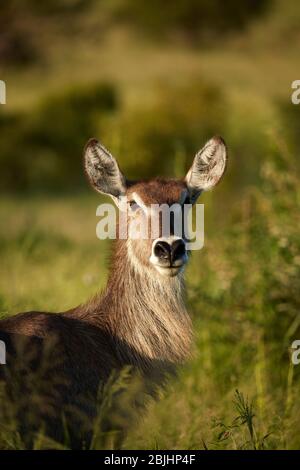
(0, 194, 109, 314)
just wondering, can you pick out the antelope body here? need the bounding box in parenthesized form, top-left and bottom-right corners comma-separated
(0, 136, 227, 447)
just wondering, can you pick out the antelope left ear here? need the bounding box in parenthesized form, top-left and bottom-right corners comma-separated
(84, 138, 127, 202)
(185, 136, 227, 203)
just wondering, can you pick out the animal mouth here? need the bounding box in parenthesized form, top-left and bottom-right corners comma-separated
(152, 262, 186, 277)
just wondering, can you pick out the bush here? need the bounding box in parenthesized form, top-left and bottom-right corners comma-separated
(0, 79, 227, 191)
(114, 0, 272, 43)
(102, 80, 227, 179)
(190, 136, 300, 405)
(0, 82, 118, 192)
(0, 0, 94, 65)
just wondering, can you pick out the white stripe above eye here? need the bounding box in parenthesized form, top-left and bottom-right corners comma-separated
(131, 190, 188, 215)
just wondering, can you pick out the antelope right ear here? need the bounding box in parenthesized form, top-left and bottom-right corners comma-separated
(185, 136, 227, 203)
(84, 138, 127, 201)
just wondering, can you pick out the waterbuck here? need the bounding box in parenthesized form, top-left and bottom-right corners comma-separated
(0, 136, 227, 447)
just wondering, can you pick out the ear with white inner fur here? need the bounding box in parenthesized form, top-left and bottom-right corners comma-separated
(84, 138, 127, 202)
(185, 136, 227, 202)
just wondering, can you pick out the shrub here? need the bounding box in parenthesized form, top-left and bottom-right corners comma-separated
(102, 80, 227, 179)
(0, 0, 93, 65)
(0, 82, 118, 192)
(114, 0, 272, 43)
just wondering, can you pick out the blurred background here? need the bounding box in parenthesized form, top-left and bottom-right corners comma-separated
(1, 0, 300, 449)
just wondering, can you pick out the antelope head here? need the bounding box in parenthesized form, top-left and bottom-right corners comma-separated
(84, 137, 227, 278)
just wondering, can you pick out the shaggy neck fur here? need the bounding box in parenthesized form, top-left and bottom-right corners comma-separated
(87, 239, 193, 371)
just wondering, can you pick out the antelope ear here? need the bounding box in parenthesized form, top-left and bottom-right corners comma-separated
(84, 138, 127, 200)
(185, 136, 227, 202)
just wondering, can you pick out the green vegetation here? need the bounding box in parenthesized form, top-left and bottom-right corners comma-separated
(1, 0, 300, 450)
(0, 83, 117, 191)
(114, 0, 271, 42)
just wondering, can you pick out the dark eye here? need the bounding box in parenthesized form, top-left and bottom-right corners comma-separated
(129, 200, 140, 212)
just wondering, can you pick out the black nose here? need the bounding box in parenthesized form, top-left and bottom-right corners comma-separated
(154, 239, 186, 264)
(171, 239, 186, 263)
(154, 241, 171, 260)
